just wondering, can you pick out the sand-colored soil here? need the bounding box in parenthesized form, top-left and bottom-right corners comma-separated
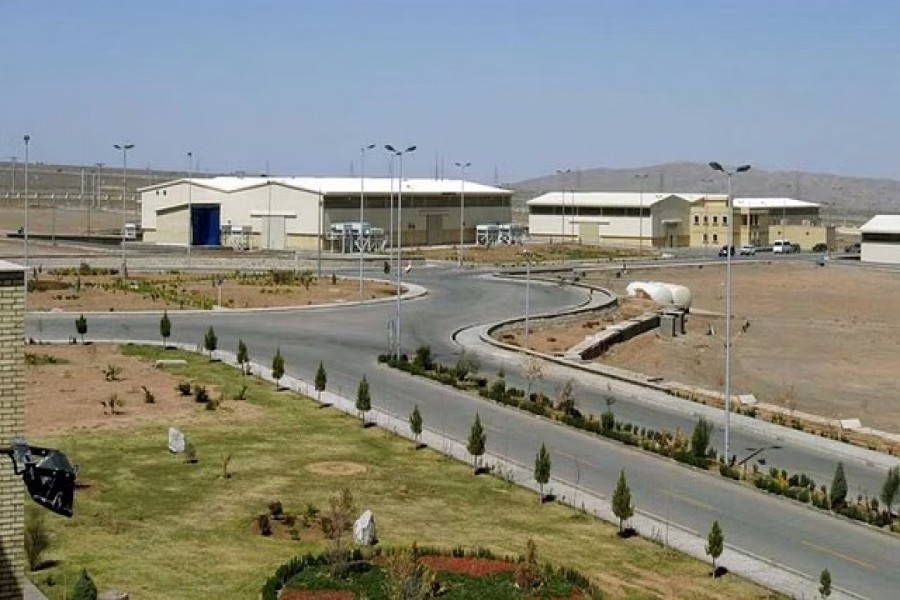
(25, 344, 261, 437)
(420, 243, 638, 265)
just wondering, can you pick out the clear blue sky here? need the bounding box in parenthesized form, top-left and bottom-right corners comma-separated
(3, 0, 898, 183)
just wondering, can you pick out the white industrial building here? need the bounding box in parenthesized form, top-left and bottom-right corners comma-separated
(527, 192, 702, 247)
(139, 177, 512, 250)
(860, 215, 900, 264)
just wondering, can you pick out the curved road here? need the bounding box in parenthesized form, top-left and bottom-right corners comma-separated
(28, 264, 900, 599)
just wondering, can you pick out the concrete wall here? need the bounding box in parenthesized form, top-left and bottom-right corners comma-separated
(154, 207, 189, 245)
(0, 263, 24, 599)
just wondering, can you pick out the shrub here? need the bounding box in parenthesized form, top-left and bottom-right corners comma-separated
(176, 381, 192, 396)
(258, 514, 273, 536)
(413, 345, 433, 371)
(269, 500, 284, 519)
(193, 384, 210, 404)
(102, 363, 122, 382)
(24, 506, 51, 571)
(72, 569, 98, 600)
(141, 385, 155, 404)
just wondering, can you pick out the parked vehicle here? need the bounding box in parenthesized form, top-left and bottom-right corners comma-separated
(772, 240, 798, 254)
(845, 242, 861, 254)
(718, 245, 735, 257)
(739, 244, 757, 256)
(812, 243, 828, 253)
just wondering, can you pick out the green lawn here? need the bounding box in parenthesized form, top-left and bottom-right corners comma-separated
(31, 345, 779, 599)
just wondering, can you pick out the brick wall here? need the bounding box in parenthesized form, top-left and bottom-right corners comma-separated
(0, 264, 24, 599)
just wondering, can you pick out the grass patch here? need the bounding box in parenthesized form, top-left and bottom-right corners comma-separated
(31, 345, 779, 600)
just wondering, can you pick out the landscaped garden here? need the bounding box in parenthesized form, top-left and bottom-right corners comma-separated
(24, 343, 778, 599)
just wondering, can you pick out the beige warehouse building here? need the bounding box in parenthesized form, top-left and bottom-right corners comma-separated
(860, 215, 900, 264)
(139, 177, 512, 250)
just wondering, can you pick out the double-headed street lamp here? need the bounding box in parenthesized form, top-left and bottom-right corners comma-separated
(23, 135, 30, 313)
(556, 168, 572, 242)
(359, 143, 375, 300)
(455, 161, 471, 267)
(635, 173, 648, 256)
(708, 161, 751, 465)
(384, 144, 416, 360)
(114, 143, 135, 275)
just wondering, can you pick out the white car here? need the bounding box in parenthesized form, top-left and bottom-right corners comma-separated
(739, 245, 757, 256)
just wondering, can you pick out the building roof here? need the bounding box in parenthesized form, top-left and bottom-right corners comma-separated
(860, 214, 900, 234)
(527, 192, 709, 208)
(733, 197, 819, 209)
(139, 176, 510, 196)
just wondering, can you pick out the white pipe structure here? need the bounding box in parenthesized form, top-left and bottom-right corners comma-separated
(708, 161, 751, 465)
(113, 143, 135, 275)
(455, 161, 470, 267)
(384, 144, 416, 360)
(359, 143, 375, 300)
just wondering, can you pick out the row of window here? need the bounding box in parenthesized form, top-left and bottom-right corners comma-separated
(529, 206, 651, 217)
(692, 214, 728, 226)
(325, 196, 509, 210)
(861, 233, 900, 243)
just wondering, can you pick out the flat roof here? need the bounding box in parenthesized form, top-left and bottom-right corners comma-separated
(527, 192, 709, 208)
(139, 177, 510, 196)
(733, 197, 819, 209)
(860, 214, 900, 234)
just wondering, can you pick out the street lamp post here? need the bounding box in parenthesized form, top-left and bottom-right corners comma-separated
(113, 143, 135, 275)
(384, 144, 416, 360)
(455, 161, 471, 267)
(23, 135, 30, 313)
(524, 250, 531, 350)
(359, 143, 375, 300)
(708, 161, 751, 465)
(635, 173, 648, 255)
(187, 151, 194, 268)
(556, 168, 572, 243)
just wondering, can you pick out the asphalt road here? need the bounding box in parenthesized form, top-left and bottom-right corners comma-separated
(28, 264, 900, 599)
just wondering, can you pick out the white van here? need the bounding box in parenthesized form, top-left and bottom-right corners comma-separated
(772, 239, 793, 254)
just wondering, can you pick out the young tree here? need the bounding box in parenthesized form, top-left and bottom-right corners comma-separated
(612, 469, 634, 535)
(409, 404, 423, 447)
(554, 378, 577, 416)
(706, 520, 724, 575)
(880, 465, 900, 517)
(315, 361, 327, 403)
(830, 462, 848, 509)
(523, 356, 544, 401)
(271, 347, 285, 388)
(237, 338, 249, 375)
(324, 488, 355, 577)
(356, 375, 371, 426)
(533, 442, 551, 502)
(467, 413, 487, 473)
(75, 314, 87, 344)
(203, 325, 218, 359)
(160, 310, 171, 347)
(691, 416, 713, 460)
(819, 568, 832, 598)
(72, 568, 98, 600)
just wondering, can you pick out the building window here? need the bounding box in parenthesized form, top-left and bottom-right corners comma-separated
(703, 215, 708, 224)
(712, 233, 718, 243)
(163, 190, 167, 196)
(703, 233, 708, 243)
(713, 216, 718, 225)
(694, 215, 699, 225)
(723, 215, 728, 225)
(155, 190, 159, 196)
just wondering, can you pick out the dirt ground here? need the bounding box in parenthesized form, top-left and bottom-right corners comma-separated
(25, 344, 261, 437)
(27, 271, 396, 312)
(572, 262, 900, 432)
(420, 243, 639, 265)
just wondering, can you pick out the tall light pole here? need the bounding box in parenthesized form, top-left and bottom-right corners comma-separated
(187, 151, 193, 268)
(556, 168, 572, 243)
(113, 143, 135, 275)
(23, 135, 30, 313)
(359, 143, 375, 300)
(384, 144, 416, 359)
(455, 161, 471, 267)
(708, 161, 751, 465)
(523, 249, 531, 350)
(635, 173, 648, 255)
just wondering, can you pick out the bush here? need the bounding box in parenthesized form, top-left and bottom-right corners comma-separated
(193, 384, 210, 404)
(141, 385, 155, 404)
(24, 506, 51, 571)
(258, 514, 273, 536)
(72, 569, 98, 600)
(268, 501, 284, 519)
(176, 381, 192, 396)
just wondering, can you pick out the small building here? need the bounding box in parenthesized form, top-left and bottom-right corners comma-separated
(139, 177, 512, 250)
(526, 192, 696, 247)
(860, 215, 900, 264)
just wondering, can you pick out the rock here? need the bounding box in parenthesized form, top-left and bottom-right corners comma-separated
(99, 592, 129, 600)
(156, 359, 187, 368)
(353, 510, 377, 546)
(168, 427, 185, 453)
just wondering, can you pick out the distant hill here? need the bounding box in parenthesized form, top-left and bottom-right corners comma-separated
(511, 161, 900, 225)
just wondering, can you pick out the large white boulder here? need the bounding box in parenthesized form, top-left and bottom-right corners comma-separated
(168, 427, 185, 454)
(353, 510, 377, 546)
